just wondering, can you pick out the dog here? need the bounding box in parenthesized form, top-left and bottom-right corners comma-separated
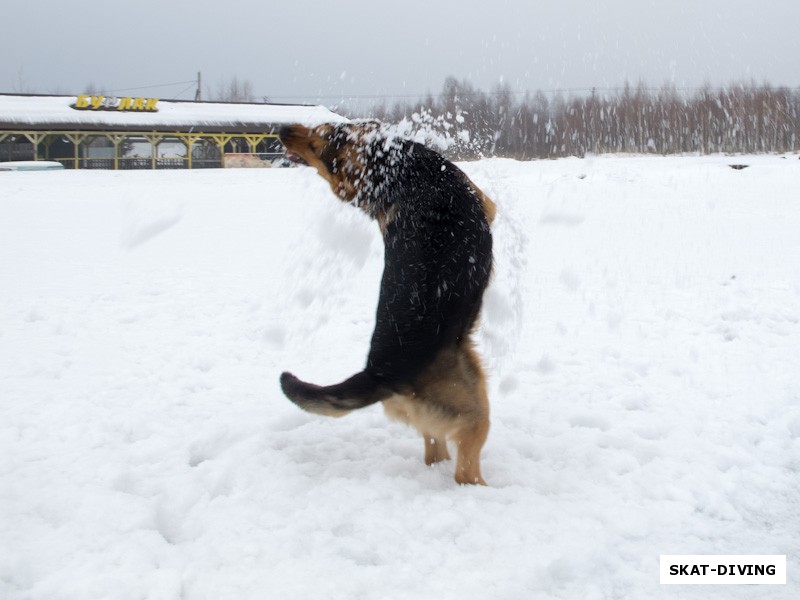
(278, 122, 495, 485)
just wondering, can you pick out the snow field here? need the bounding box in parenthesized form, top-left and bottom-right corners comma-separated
(1, 156, 799, 599)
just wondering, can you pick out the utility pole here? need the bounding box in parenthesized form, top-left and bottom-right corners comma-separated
(195, 72, 202, 101)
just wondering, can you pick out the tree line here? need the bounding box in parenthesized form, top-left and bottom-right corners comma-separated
(362, 78, 800, 160)
(72, 74, 798, 161)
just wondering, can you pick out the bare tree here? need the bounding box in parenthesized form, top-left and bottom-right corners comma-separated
(212, 76, 256, 102)
(364, 77, 800, 160)
(13, 68, 32, 93)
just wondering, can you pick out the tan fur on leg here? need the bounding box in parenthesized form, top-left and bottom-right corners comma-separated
(424, 435, 451, 465)
(453, 417, 489, 485)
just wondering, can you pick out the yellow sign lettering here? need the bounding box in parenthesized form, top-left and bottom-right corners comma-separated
(71, 94, 160, 112)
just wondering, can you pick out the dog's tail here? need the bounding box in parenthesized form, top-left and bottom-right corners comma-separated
(279, 370, 393, 417)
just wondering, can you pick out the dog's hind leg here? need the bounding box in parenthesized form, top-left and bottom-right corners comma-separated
(453, 414, 489, 485)
(414, 343, 491, 484)
(451, 344, 490, 485)
(424, 435, 451, 465)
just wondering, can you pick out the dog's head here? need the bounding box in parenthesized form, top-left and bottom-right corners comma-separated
(280, 121, 497, 228)
(279, 122, 395, 203)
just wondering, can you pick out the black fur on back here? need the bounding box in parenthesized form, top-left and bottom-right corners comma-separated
(361, 140, 493, 388)
(279, 126, 493, 412)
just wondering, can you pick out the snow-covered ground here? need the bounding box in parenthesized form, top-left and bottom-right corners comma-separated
(1, 155, 798, 599)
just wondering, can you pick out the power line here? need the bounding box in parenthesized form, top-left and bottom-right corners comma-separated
(173, 81, 200, 100)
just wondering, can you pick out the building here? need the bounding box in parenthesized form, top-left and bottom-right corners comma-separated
(0, 93, 346, 169)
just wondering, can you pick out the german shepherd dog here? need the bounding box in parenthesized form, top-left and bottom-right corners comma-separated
(278, 122, 495, 485)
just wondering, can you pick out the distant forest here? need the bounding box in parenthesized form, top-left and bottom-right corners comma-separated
(359, 78, 800, 160)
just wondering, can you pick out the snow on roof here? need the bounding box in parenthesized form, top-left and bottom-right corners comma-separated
(0, 94, 347, 132)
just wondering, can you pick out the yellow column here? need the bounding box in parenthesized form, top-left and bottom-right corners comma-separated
(23, 133, 47, 161)
(181, 135, 201, 169)
(63, 133, 87, 169)
(143, 133, 164, 170)
(105, 134, 126, 170)
(211, 134, 233, 167)
(243, 134, 267, 154)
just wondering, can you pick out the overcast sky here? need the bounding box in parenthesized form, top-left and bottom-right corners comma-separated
(4, 0, 799, 113)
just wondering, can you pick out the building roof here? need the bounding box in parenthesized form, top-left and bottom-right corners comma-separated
(0, 94, 347, 133)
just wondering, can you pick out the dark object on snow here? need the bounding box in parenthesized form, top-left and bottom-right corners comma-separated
(278, 122, 495, 485)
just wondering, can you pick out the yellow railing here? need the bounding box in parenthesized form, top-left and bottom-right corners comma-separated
(0, 130, 283, 169)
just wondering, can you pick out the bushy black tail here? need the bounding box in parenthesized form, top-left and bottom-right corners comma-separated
(279, 370, 392, 417)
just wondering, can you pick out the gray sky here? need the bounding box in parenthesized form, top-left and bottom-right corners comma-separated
(4, 0, 799, 113)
